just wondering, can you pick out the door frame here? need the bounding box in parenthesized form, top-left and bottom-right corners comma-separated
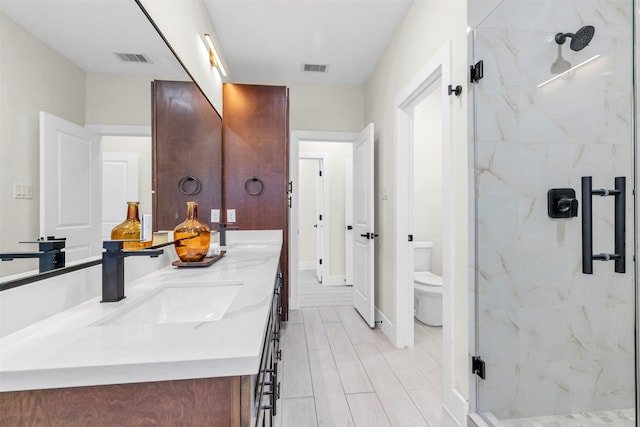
(289, 130, 358, 309)
(393, 41, 465, 419)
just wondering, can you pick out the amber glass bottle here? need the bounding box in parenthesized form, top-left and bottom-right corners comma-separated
(111, 202, 145, 250)
(173, 201, 210, 262)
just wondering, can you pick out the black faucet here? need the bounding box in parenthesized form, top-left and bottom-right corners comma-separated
(217, 223, 240, 247)
(101, 240, 164, 303)
(0, 237, 66, 273)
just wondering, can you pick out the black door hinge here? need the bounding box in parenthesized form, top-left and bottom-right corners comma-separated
(408, 234, 413, 242)
(447, 84, 462, 96)
(319, 214, 323, 221)
(319, 170, 323, 177)
(472, 356, 486, 379)
(319, 259, 323, 265)
(470, 60, 484, 83)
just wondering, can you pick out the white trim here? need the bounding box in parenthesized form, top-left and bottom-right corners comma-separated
(467, 27, 480, 425)
(393, 41, 463, 422)
(299, 262, 316, 271)
(323, 275, 347, 286)
(85, 124, 151, 137)
(289, 130, 359, 310)
(375, 307, 395, 344)
(468, 413, 494, 427)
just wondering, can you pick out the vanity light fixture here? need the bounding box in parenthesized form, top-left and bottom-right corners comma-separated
(537, 54, 600, 88)
(204, 33, 227, 77)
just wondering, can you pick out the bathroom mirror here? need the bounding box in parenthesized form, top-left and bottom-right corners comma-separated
(0, 0, 222, 283)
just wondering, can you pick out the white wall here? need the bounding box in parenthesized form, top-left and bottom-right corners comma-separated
(0, 13, 86, 277)
(413, 89, 443, 276)
(364, 0, 469, 399)
(138, 0, 223, 115)
(86, 72, 189, 126)
(289, 83, 364, 132)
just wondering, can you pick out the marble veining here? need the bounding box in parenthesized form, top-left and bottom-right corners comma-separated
(502, 407, 635, 426)
(473, 0, 635, 421)
(0, 230, 283, 392)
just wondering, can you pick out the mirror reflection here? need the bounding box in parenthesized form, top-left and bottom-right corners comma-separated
(0, 0, 195, 280)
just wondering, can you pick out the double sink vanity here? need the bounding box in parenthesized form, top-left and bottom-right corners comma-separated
(0, 230, 283, 427)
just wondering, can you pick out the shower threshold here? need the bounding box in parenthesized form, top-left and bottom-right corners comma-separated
(498, 408, 634, 427)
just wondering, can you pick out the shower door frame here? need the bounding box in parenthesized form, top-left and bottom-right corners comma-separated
(469, 1, 639, 423)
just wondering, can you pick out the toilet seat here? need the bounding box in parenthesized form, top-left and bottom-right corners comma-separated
(413, 271, 442, 287)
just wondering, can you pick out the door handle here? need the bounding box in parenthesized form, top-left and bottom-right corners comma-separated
(581, 176, 625, 274)
(359, 232, 378, 239)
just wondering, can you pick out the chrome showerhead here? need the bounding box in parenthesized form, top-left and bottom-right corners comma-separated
(555, 25, 595, 51)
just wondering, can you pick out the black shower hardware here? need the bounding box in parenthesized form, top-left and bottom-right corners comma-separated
(547, 188, 578, 218)
(555, 25, 595, 51)
(447, 84, 462, 96)
(581, 176, 625, 274)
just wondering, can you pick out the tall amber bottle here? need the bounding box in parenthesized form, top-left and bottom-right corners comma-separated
(173, 201, 210, 262)
(111, 202, 144, 250)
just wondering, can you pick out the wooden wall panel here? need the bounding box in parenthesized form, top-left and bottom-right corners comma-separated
(152, 80, 223, 231)
(0, 377, 240, 427)
(222, 84, 289, 320)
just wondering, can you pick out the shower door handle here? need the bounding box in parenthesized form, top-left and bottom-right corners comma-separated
(581, 176, 625, 274)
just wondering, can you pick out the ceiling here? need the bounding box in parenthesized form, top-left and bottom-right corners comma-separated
(203, 0, 413, 85)
(1, 0, 412, 87)
(0, 0, 186, 79)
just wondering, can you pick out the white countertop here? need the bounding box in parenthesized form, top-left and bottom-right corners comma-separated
(0, 230, 282, 392)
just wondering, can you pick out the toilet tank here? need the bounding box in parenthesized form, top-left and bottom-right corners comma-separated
(414, 241, 433, 272)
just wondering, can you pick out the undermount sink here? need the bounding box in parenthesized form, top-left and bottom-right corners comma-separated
(94, 282, 242, 326)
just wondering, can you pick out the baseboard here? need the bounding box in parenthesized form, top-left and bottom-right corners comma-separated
(323, 275, 346, 286)
(374, 307, 395, 344)
(299, 262, 315, 270)
(444, 387, 469, 427)
(468, 412, 502, 427)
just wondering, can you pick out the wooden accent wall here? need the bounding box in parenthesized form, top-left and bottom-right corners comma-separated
(222, 84, 289, 320)
(152, 80, 223, 231)
(0, 377, 244, 427)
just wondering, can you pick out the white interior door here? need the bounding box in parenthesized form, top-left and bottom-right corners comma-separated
(102, 152, 139, 240)
(40, 112, 102, 262)
(344, 157, 354, 286)
(315, 160, 324, 283)
(352, 123, 375, 327)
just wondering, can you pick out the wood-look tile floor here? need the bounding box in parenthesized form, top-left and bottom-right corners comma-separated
(273, 306, 459, 427)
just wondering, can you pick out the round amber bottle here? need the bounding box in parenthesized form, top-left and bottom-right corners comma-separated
(173, 201, 210, 262)
(111, 202, 144, 250)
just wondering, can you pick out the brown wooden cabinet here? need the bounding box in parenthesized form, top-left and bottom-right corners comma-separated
(0, 275, 283, 427)
(152, 80, 223, 231)
(222, 84, 289, 321)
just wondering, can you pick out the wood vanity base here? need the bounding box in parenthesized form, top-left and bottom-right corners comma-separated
(0, 376, 251, 427)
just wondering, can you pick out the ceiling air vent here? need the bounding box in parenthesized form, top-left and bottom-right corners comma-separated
(302, 63, 328, 73)
(113, 52, 152, 64)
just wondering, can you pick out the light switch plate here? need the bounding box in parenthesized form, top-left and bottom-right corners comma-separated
(227, 209, 236, 223)
(211, 209, 220, 223)
(13, 183, 33, 199)
(382, 186, 389, 200)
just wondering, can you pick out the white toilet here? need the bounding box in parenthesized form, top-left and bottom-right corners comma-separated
(413, 241, 443, 326)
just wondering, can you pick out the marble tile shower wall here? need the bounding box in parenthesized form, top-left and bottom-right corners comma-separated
(473, 0, 634, 420)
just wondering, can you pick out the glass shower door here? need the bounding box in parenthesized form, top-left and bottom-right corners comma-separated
(472, 0, 636, 425)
